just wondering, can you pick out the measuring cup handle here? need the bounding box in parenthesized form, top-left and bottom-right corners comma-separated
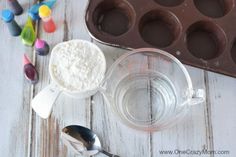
(189, 89, 206, 106)
(31, 84, 61, 119)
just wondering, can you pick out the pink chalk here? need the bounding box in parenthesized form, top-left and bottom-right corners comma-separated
(23, 54, 31, 65)
(23, 53, 38, 84)
(35, 38, 45, 49)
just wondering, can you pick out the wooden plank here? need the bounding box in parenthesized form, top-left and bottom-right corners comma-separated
(2, 0, 235, 157)
(151, 66, 211, 157)
(91, 41, 213, 157)
(0, 0, 35, 157)
(207, 72, 236, 157)
(30, 1, 92, 157)
(92, 42, 211, 157)
(91, 42, 151, 157)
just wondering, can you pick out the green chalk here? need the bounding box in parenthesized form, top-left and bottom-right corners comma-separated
(21, 17, 36, 46)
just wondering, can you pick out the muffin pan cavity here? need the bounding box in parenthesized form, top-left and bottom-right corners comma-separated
(231, 39, 236, 64)
(86, 0, 236, 77)
(186, 21, 226, 60)
(154, 0, 184, 7)
(92, 0, 135, 36)
(193, 0, 234, 18)
(139, 10, 182, 48)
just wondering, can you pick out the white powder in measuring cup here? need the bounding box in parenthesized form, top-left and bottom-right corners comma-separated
(50, 40, 106, 92)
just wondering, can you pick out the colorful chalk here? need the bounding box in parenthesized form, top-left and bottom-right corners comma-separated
(23, 54, 39, 84)
(35, 39, 50, 56)
(39, 5, 56, 33)
(1, 9, 22, 36)
(7, 0, 23, 15)
(21, 17, 36, 46)
(28, 0, 57, 21)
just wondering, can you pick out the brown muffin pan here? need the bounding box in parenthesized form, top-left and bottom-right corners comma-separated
(85, 0, 236, 77)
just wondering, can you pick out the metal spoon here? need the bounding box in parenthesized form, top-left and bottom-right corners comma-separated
(61, 125, 119, 157)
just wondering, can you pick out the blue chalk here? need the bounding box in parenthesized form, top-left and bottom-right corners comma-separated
(1, 9, 14, 22)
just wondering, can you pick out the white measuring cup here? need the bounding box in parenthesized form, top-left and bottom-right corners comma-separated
(31, 40, 106, 119)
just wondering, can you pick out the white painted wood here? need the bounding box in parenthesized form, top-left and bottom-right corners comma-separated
(0, 0, 35, 157)
(207, 72, 236, 157)
(92, 42, 211, 157)
(152, 66, 211, 157)
(91, 42, 151, 157)
(0, 0, 236, 157)
(30, 1, 92, 157)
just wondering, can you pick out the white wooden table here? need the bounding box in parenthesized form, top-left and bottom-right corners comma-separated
(0, 0, 236, 157)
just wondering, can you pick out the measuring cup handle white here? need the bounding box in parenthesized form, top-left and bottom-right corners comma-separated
(189, 89, 206, 106)
(31, 84, 61, 119)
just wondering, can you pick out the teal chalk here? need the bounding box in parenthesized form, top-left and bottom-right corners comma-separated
(28, 4, 41, 20)
(42, 0, 57, 9)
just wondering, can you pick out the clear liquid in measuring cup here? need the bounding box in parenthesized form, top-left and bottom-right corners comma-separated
(114, 71, 177, 127)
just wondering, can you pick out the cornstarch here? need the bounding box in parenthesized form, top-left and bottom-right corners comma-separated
(50, 40, 106, 91)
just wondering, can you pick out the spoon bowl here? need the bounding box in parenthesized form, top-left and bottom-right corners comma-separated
(62, 125, 119, 157)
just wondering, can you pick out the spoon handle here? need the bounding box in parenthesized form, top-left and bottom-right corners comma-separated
(101, 150, 120, 157)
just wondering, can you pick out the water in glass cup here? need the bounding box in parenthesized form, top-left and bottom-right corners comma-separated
(114, 71, 177, 127)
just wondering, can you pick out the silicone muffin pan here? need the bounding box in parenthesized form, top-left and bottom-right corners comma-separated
(85, 0, 236, 77)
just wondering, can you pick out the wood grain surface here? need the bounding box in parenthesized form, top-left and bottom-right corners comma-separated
(0, 0, 235, 157)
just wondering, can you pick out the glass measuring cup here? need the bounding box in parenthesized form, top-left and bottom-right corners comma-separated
(99, 48, 205, 131)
